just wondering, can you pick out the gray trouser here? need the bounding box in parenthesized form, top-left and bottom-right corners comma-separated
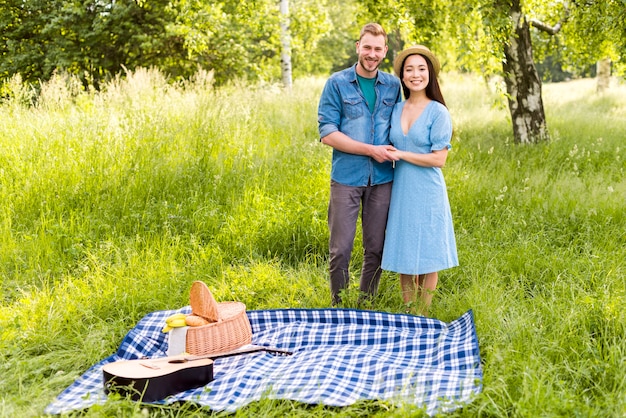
(328, 180, 392, 305)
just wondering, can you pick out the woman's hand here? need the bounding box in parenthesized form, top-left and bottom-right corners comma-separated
(391, 148, 448, 168)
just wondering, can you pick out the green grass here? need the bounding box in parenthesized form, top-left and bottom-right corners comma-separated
(1, 69, 624, 417)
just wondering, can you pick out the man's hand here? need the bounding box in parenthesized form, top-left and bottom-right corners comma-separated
(321, 132, 399, 163)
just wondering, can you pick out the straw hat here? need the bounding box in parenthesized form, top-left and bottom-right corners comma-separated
(393, 45, 441, 77)
(186, 281, 252, 355)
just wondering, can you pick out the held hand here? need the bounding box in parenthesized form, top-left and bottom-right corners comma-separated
(388, 149, 406, 169)
(387, 148, 402, 161)
(370, 145, 400, 163)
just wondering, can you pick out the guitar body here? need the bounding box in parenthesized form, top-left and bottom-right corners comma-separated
(102, 345, 292, 402)
(103, 356, 214, 402)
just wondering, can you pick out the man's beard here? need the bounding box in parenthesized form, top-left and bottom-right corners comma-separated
(359, 56, 380, 73)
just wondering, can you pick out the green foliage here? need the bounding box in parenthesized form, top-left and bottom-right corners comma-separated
(290, 0, 360, 76)
(2, 0, 624, 91)
(0, 0, 353, 88)
(360, 0, 626, 80)
(563, 0, 626, 76)
(359, 0, 460, 69)
(1, 71, 625, 417)
(0, 0, 185, 87)
(168, 0, 282, 85)
(524, 0, 626, 79)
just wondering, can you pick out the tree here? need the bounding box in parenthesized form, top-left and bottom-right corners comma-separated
(289, 0, 360, 76)
(360, 0, 625, 144)
(360, 0, 550, 143)
(596, 58, 611, 93)
(526, 1, 626, 92)
(3, 0, 622, 105)
(0, 0, 187, 87)
(0, 0, 340, 88)
(167, 0, 338, 84)
(357, 0, 448, 67)
(556, 1, 626, 90)
(501, 0, 549, 143)
(0, 0, 58, 83)
(279, 0, 292, 90)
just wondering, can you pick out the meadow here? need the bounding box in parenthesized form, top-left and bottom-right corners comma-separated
(0, 68, 624, 417)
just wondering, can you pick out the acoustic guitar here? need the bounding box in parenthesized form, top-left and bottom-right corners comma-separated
(102, 344, 292, 402)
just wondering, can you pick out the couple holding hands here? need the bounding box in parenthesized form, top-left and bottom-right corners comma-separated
(318, 23, 458, 316)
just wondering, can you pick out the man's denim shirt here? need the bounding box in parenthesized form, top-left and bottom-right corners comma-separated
(318, 64, 401, 187)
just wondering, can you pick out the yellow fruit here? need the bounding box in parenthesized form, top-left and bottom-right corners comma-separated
(167, 318, 187, 328)
(162, 324, 173, 333)
(165, 313, 188, 325)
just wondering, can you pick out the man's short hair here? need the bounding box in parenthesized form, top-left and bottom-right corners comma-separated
(360, 23, 388, 43)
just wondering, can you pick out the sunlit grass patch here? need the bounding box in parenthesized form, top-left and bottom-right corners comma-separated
(1, 70, 624, 417)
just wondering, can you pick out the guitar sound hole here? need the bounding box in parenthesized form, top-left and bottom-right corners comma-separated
(168, 359, 188, 364)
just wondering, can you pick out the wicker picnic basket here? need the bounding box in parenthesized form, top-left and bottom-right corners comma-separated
(185, 281, 252, 355)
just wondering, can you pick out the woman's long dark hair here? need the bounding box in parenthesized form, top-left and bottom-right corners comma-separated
(400, 54, 446, 107)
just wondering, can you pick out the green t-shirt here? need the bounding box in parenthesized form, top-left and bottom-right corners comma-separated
(357, 74, 377, 113)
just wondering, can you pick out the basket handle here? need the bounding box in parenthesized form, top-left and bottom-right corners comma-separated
(189, 281, 220, 322)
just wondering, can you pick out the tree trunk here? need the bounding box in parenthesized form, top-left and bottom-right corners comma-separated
(279, 0, 292, 90)
(388, 29, 403, 69)
(596, 58, 611, 93)
(502, 0, 549, 144)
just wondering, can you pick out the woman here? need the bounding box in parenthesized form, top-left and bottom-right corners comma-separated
(381, 45, 458, 316)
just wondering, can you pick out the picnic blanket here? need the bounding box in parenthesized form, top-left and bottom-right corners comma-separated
(45, 308, 482, 416)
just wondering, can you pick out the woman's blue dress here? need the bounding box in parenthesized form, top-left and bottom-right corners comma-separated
(381, 100, 458, 275)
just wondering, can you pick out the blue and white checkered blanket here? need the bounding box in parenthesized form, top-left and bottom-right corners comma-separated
(45, 308, 482, 416)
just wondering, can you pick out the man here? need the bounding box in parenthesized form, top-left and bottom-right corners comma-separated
(318, 22, 401, 306)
